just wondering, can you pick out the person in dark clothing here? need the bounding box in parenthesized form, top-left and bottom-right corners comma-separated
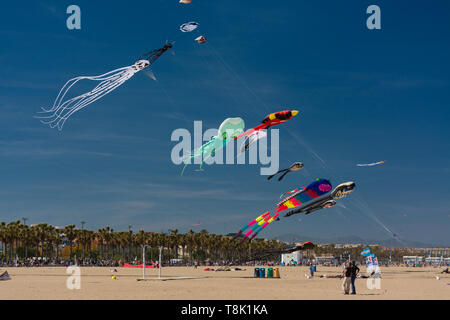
(350, 261, 360, 294)
(342, 262, 352, 294)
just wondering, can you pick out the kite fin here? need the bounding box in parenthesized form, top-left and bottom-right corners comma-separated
(144, 68, 157, 81)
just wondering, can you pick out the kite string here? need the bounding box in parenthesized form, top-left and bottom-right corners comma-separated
(204, 39, 403, 242)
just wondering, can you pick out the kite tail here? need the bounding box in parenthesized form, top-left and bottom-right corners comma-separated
(277, 170, 289, 181)
(250, 213, 279, 240)
(233, 211, 270, 240)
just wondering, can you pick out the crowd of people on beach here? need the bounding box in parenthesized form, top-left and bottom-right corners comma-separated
(0, 258, 122, 267)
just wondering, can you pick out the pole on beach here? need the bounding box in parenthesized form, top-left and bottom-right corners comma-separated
(159, 246, 162, 279)
(142, 245, 146, 280)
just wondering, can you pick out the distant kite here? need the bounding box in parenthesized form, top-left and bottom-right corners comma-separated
(193, 222, 203, 227)
(36, 43, 173, 130)
(179, 0, 192, 3)
(357, 161, 385, 167)
(267, 162, 304, 181)
(195, 36, 207, 44)
(180, 22, 199, 32)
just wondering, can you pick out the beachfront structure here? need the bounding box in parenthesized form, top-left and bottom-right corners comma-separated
(403, 256, 424, 264)
(315, 256, 337, 265)
(425, 257, 450, 265)
(281, 251, 303, 265)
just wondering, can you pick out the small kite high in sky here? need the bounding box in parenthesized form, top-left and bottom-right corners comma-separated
(267, 162, 304, 181)
(357, 161, 385, 167)
(236, 110, 299, 152)
(181, 117, 244, 175)
(195, 36, 207, 44)
(36, 42, 173, 130)
(180, 22, 199, 32)
(179, 0, 192, 3)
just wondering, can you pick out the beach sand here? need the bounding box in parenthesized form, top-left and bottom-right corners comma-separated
(0, 266, 448, 300)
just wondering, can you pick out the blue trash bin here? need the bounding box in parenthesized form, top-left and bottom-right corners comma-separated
(259, 268, 266, 278)
(254, 268, 260, 278)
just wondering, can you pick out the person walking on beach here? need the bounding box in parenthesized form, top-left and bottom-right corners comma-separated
(350, 261, 360, 294)
(309, 264, 315, 277)
(342, 262, 352, 294)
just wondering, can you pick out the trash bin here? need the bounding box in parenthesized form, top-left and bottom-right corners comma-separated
(267, 267, 274, 278)
(254, 268, 260, 278)
(259, 268, 265, 278)
(273, 267, 280, 278)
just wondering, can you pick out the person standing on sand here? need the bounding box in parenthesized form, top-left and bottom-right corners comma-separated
(342, 262, 352, 294)
(350, 261, 360, 294)
(309, 264, 315, 277)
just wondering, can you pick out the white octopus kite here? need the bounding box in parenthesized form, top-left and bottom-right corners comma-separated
(36, 42, 173, 130)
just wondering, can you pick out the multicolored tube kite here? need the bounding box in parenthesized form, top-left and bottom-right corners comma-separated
(241, 214, 271, 241)
(249, 213, 279, 240)
(233, 212, 270, 239)
(275, 179, 332, 213)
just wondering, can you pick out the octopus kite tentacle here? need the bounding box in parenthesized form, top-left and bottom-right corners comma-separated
(36, 42, 174, 130)
(35, 61, 149, 130)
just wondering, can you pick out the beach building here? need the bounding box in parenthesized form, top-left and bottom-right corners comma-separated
(403, 256, 424, 264)
(425, 257, 442, 265)
(281, 251, 302, 265)
(315, 256, 337, 265)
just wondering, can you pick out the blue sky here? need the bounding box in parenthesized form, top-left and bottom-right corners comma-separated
(0, 1, 449, 245)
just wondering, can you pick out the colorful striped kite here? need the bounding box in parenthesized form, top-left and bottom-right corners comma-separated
(248, 213, 279, 240)
(233, 212, 280, 242)
(241, 214, 272, 242)
(233, 212, 270, 239)
(275, 178, 332, 213)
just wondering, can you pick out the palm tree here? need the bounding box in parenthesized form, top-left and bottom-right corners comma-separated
(64, 225, 76, 260)
(0, 222, 7, 260)
(186, 229, 195, 262)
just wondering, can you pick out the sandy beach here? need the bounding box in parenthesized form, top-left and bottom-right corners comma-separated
(1, 266, 448, 300)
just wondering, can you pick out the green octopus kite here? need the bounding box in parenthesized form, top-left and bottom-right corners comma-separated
(181, 117, 244, 175)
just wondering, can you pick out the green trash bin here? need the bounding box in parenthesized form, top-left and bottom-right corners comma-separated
(267, 267, 274, 278)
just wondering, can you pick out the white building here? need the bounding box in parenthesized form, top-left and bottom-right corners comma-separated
(403, 256, 424, 264)
(281, 251, 303, 265)
(315, 256, 337, 265)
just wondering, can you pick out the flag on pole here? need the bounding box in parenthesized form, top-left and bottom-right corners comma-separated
(361, 247, 371, 257)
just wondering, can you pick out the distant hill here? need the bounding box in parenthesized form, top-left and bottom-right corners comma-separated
(273, 233, 446, 248)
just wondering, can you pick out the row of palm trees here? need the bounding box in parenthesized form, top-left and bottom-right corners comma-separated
(0, 221, 286, 263)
